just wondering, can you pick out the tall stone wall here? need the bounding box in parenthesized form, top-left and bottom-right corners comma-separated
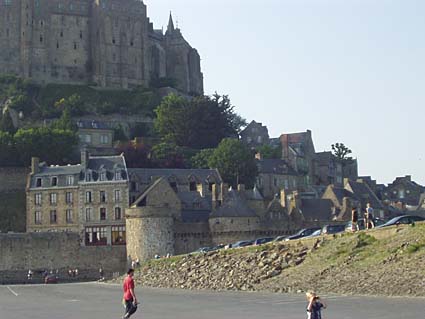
(174, 222, 212, 254)
(0, 167, 29, 192)
(0, 232, 126, 283)
(0, 167, 28, 232)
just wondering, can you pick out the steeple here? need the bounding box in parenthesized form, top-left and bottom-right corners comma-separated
(167, 11, 175, 33)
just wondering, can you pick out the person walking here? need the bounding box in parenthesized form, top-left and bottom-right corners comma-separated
(306, 291, 326, 319)
(351, 207, 358, 232)
(365, 203, 375, 229)
(122, 268, 138, 319)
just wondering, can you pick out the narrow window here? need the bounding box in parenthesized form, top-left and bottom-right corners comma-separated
(50, 193, 57, 205)
(85, 208, 92, 221)
(56, 41, 59, 49)
(51, 177, 58, 186)
(86, 191, 92, 203)
(114, 190, 121, 202)
(100, 191, 106, 203)
(50, 210, 57, 224)
(189, 181, 197, 192)
(35, 211, 42, 225)
(66, 209, 73, 223)
(114, 207, 122, 220)
(100, 208, 106, 221)
(80, 31, 83, 39)
(40, 35, 43, 43)
(74, 42, 77, 50)
(36, 178, 42, 187)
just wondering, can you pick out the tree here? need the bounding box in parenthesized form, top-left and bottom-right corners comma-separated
(116, 142, 152, 168)
(256, 144, 282, 159)
(0, 109, 16, 134)
(151, 141, 187, 168)
(331, 143, 353, 161)
(0, 131, 16, 166)
(154, 93, 246, 149)
(191, 149, 215, 169)
(50, 109, 76, 131)
(54, 94, 84, 116)
(208, 138, 258, 188)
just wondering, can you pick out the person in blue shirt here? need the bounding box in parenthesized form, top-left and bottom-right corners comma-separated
(306, 291, 327, 319)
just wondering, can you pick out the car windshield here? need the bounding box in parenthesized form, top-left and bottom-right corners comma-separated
(384, 216, 403, 225)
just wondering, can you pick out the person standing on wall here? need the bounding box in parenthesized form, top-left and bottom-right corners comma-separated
(122, 268, 138, 319)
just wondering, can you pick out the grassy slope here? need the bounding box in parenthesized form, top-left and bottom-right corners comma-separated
(258, 224, 425, 296)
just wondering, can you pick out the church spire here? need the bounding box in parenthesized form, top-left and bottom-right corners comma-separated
(167, 11, 175, 33)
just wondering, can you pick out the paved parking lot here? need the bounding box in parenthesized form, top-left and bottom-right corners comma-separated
(0, 282, 423, 319)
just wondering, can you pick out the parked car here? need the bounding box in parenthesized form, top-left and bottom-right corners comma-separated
(254, 237, 274, 245)
(345, 218, 386, 231)
(210, 244, 226, 251)
(273, 235, 288, 242)
(194, 247, 212, 253)
(285, 227, 321, 241)
(321, 224, 346, 235)
(232, 240, 254, 248)
(44, 274, 58, 284)
(376, 215, 425, 228)
(303, 229, 322, 239)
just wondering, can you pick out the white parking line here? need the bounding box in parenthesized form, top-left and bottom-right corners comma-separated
(6, 286, 19, 296)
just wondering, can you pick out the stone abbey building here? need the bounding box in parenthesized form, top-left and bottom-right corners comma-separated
(0, 0, 203, 94)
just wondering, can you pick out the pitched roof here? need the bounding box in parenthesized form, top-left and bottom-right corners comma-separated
(257, 159, 298, 176)
(300, 199, 335, 221)
(210, 189, 257, 218)
(128, 168, 222, 185)
(346, 181, 384, 209)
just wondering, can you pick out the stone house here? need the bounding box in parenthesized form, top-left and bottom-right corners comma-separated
(255, 158, 300, 199)
(280, 130, 316, 187)
(383, 175, 425, 208)
(26, 151, 129, 246)
(239, 120, 270, 148)
(315, 151, 343, 187)
(77, 120, 115, 156)
(322, 179, 385, 220)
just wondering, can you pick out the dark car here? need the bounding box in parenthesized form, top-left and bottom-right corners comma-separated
(321, 224, 346, 235)
(194, 247, 212, 253)
(254, 237, 274, 245)
(377, 215, 425, 228)
(285, 227, 322, 241)
(44, 274, 58, 284)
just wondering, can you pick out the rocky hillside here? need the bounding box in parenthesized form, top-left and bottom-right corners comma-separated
(131, 223, 425, 297)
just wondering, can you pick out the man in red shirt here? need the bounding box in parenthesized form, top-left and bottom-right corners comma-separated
(123, 268, 138, 319)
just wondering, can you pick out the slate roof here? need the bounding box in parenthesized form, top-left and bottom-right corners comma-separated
(181, 210, 210, 223)
(244, 186, 264, 201)
(210, 189, 257, 218)
(257, 159, 298, 176)
(29, 155, 128, 188)
(177, 191, 212, 211)
(128, 168, 222, 185)
(300, 199, 335, 221)
(315, 151, 334, 166)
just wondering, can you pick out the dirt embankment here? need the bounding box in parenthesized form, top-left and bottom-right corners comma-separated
(128, 223, 425, 297)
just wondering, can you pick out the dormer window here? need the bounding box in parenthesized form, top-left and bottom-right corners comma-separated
(36, 178, 42, 187)
(115, 171, 122, 180)
(189, 181, 197, 192)
(99, 171, 106, 181)
(86, 171, 92, 182)
(51, 177, 58, 186)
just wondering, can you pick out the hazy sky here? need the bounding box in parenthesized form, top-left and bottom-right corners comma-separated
(145, 0, 425, 185)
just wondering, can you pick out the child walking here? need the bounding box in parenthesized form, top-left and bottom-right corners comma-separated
(306, 291, 327, 319)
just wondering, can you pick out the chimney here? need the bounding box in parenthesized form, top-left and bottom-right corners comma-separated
(81, 150, 89, 168)
(31, 157, 40, 174)
(343, 178, 350, 187)
(405, 175, 411, 182)
(221, 183, 229, 202)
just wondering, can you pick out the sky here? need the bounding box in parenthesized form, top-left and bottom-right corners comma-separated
(145, 0, 425, 185)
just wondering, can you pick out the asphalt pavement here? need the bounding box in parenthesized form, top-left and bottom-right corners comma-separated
(0, 282, 423, 319)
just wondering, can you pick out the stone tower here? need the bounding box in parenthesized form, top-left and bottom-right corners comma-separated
(0, 0, 203, 94)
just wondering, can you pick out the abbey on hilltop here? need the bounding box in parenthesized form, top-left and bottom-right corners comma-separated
(0, 0, 203, 94)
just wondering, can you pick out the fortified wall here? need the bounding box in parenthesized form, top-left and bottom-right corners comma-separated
(0, 232, 126, 283)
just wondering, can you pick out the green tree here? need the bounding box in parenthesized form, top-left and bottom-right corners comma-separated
(208, 138, 258, 187)
(14, 127, 78, 165)
(0, 131, 16, 166)
(191, 149, 215, 169)
(151, 141, 186, 168)
(331, 143, 353, 161)
(50, 109, 76, 131)
(0, 109, 16, 134)
(54, 94, 84, 116)
(154, 93, 245, 149)
(256, 144, 282, 159)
